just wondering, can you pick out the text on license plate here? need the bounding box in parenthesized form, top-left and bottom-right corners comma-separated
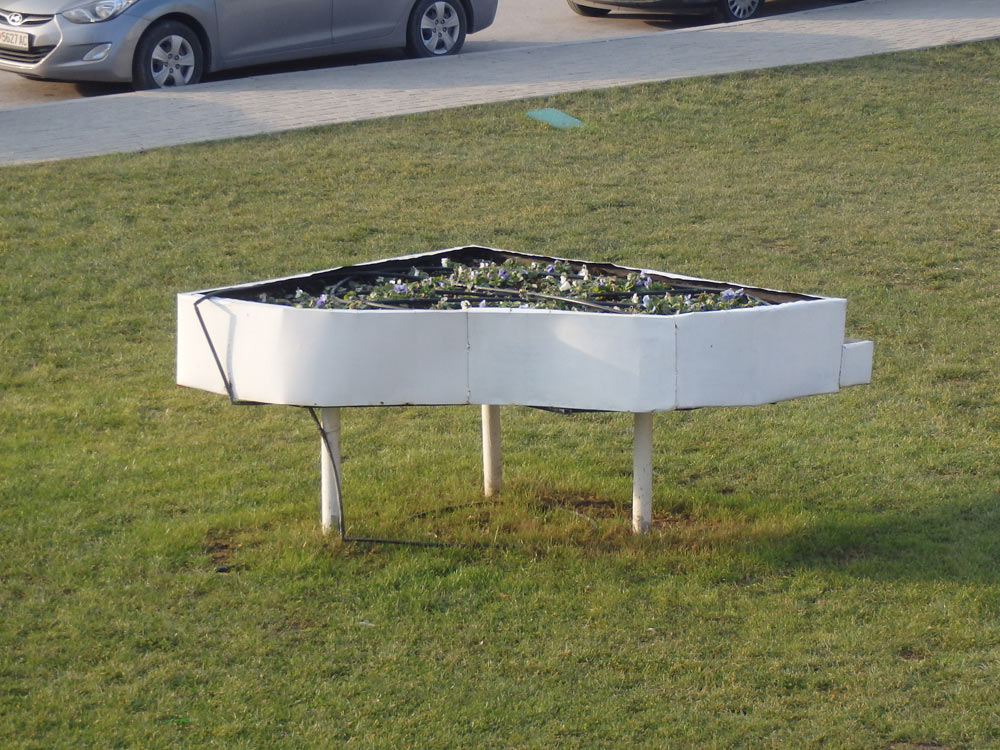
(0, 29, 30, 51)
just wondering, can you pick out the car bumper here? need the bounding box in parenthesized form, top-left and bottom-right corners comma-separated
(576, 0, 717, 13)
(0, 11, 147, 83)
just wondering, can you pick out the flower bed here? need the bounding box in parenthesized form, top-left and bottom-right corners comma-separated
(258, 256, 766, 316)
(177, 245, 871, 412)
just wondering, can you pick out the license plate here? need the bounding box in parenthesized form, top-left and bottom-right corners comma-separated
(0, 29, 30, 51)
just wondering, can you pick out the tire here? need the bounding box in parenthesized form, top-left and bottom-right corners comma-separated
(132, 20, 204, 90)
(566, 1, 612, 16)
(716, 0, 763, 22)
(406, 0, 468, 58)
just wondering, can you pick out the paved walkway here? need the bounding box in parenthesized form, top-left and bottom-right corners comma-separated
(1, 0, 998, 166)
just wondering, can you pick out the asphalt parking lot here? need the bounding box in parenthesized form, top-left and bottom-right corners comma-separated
(0, 0, 851, 110)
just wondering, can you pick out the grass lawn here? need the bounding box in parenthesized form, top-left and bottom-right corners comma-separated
(2, 39, 999, 748)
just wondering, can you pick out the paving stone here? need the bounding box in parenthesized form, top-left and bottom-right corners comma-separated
(0, 0, 997, 166)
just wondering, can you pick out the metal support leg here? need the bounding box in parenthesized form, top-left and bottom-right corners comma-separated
(482, 404, 502, 497)
(320, 407, 342, 534)
(632, 411, 653, 534)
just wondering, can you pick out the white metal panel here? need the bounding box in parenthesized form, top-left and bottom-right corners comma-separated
(674, 298, 847, 408)
(177, 293, 231, 398)
(840, 339, 874, 387)
(467, 308, 677, 412)
(177, 294, 470, 406)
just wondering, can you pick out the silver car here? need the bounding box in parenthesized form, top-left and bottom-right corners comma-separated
(0, 0, 498, 89)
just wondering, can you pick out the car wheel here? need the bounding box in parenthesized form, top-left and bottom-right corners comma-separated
(407, 0, 468, 58)
(716, 0, 763, 22)
(132, 20, 204, 90)
(566, 1, 612, 16)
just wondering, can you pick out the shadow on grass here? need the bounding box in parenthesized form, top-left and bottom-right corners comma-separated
(332, 489, 1000, 585)
(754, 495, 1000, 584)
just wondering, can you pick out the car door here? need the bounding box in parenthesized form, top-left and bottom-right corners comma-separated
(333, 0, 412, 44)
(216, 0, 335, 65)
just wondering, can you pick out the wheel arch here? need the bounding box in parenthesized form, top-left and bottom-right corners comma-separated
(136, 13, 214, 73)
(455, 0, 476, 32)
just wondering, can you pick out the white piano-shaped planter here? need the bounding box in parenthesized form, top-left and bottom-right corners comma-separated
(177, 246, 873, 536)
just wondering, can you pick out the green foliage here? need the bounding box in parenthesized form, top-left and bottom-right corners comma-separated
(2, 40, 1000, 748)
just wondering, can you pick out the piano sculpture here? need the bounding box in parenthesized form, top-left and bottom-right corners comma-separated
(177, 246, 873, 536)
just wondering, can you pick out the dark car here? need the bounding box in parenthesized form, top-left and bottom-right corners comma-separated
(567, 0, 764, 22)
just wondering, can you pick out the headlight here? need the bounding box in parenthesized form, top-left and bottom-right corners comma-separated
(62, 0, 139, 23)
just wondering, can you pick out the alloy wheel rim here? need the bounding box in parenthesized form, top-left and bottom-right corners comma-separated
(150, 35, 196, 87)
(420, 1, 460, 55)
(724, 0, 759, 19)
